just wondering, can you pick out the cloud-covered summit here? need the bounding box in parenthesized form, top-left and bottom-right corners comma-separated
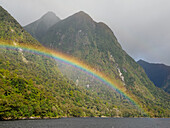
(1, 0, 169, 65)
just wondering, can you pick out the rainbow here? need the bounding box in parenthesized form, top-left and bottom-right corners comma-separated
(0, 42, 147, 115)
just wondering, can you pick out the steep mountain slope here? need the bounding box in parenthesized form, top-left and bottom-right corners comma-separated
(25, 11, 170, 117)
(138, 60, 170, 93)
(24, 12, 60, 42)
(0, 6, 137, 120)
(0, 7, 40, 46)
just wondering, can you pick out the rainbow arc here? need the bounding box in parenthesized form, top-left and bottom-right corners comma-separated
(0, 42, 147, 115)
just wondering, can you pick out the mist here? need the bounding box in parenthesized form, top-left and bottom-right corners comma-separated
(0, 0, 170, 65)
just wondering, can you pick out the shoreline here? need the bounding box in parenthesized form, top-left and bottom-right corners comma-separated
(1, 116, 169, 121)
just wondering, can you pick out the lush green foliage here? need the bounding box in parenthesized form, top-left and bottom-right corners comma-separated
(0, 7, 130, 120)
(25, 11, 170, 117)
(0, 68, 58, 119)
(0, 6, 169, 120)
(0, 48, 144, 120)
(0, 6, 40, 45)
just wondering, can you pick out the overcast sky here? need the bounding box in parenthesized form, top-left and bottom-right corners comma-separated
(0, 0, 170, 65)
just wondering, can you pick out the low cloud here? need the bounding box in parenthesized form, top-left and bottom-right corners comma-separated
(0, 0, 170, 65)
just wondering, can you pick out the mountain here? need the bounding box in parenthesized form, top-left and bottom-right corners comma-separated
(25, 11, 170, 117)
(0, 6, 133, 120)
(0, 7, 40, 45)
(24, 12, 144, 117)
(24, 12, 60, 42)
(137, 60, 170, 93)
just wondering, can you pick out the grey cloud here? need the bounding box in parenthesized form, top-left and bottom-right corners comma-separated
(0, 0, 170, 65)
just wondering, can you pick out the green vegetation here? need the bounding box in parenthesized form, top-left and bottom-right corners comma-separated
(24, 11, 60, 41)
(0, 6, 142, 120)
(0, 68, 58, 119)
(138, 59, 170, 93)
(0, 48, 143, 120)
(0, 6, 169, 120)
(25, 11, 170, 117)
(0, 6, 40, 46)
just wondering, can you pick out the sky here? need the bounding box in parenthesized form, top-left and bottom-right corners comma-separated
(0, 0, 170, 65)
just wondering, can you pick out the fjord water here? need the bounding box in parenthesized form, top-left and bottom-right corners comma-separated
(0, 118, 170, 128)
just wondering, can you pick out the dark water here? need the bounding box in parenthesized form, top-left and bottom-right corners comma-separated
(0, 118, 170, 128)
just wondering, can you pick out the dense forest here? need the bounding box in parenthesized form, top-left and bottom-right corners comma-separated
(0, 46, 144, 120)
(0, 6, 169, 120)
(25, 11, 170, 118)
(0, 6, 141, 120)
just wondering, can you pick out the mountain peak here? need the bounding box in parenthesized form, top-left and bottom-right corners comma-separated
(24, 11, 60, 41)
(76, 11, 89, 15)
(137, 59, 146, 63)
(70, 11, 94, 22)
(45, 11, 56, 15)
(41, 11, 60, 21)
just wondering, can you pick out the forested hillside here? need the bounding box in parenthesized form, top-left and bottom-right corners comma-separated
(138, 60, 170, 93)
(25, 11, 170, 117)
(0, 6, 146, 120)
